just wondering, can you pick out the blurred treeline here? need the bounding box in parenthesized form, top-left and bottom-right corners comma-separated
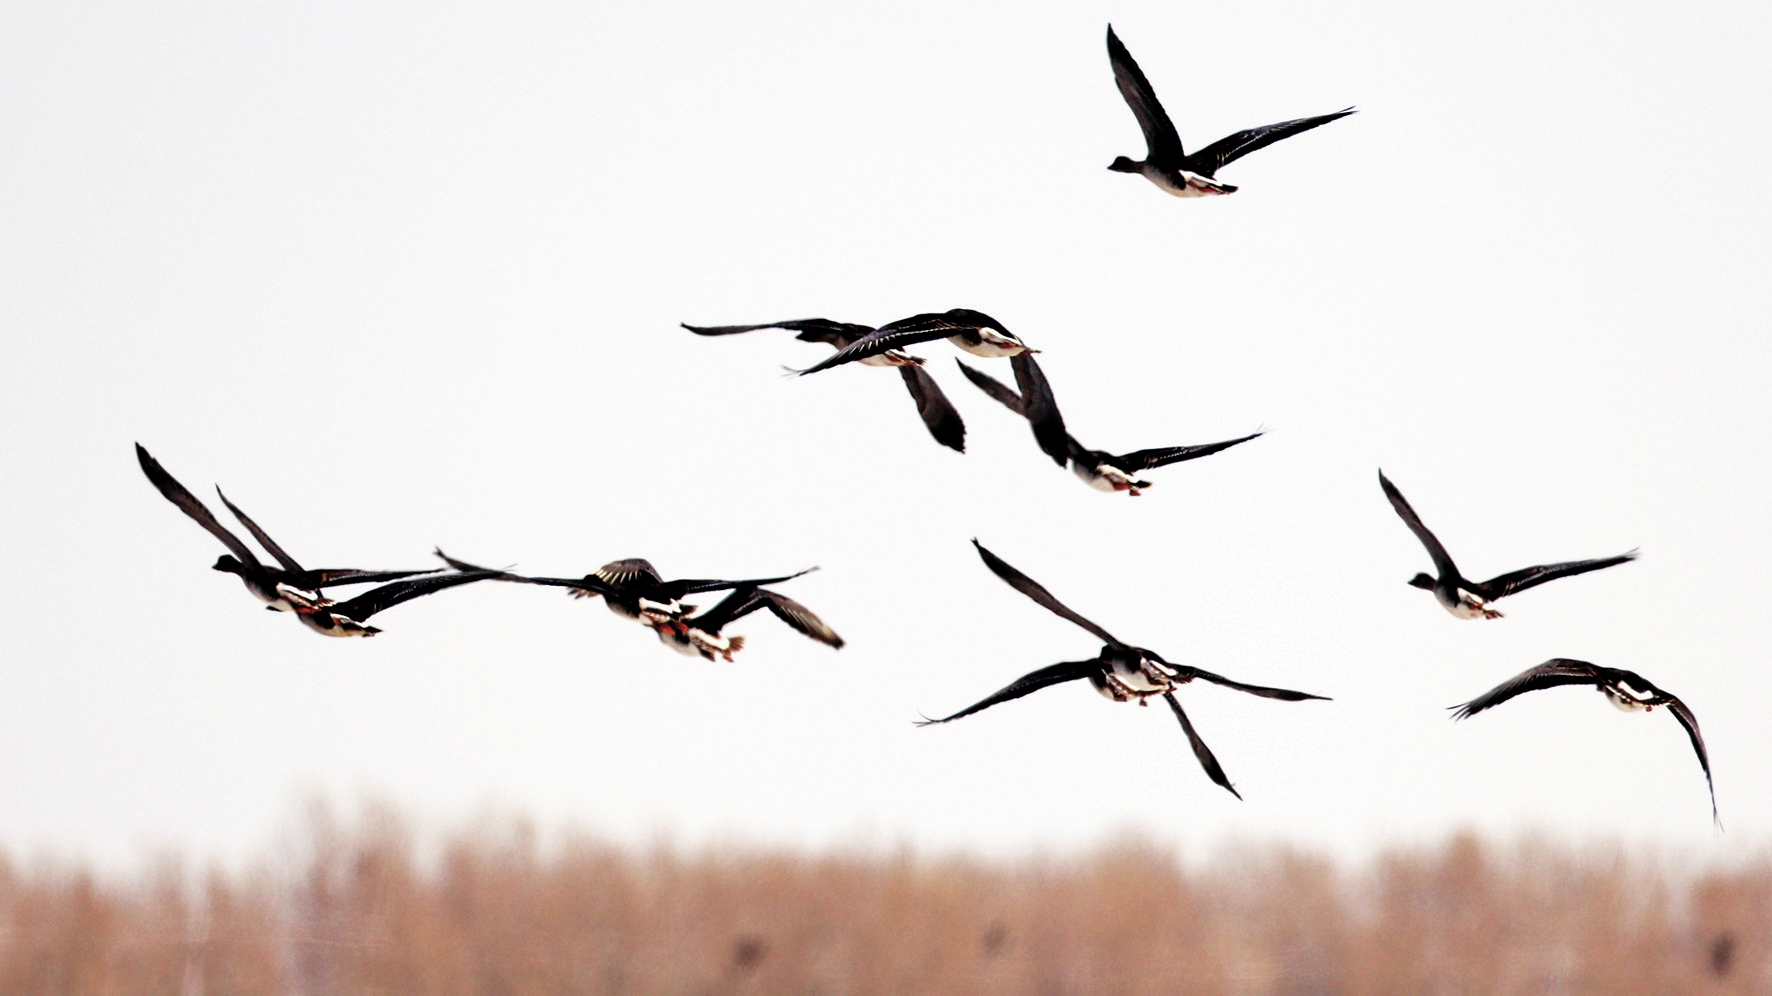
(0, 811, 1765, 995)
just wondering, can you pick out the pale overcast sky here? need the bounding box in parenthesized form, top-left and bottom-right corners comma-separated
(2, 0, 1768, 870)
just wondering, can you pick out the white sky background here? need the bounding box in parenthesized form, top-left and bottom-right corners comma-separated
(1, 0, 1768, 872)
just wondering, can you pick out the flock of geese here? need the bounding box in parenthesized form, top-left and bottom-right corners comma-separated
(137, 26, 1718, 824)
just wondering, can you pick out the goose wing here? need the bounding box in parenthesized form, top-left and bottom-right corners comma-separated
(433, 548, 616, 596)
(1164, 692, 1240, 799)
(1379, 470, 1462, 582)
(668, 567, 819, 598)
(1470, 551, 1638, 601)
(1010, 354, 1070, 468)
(916, 659, 1100, 725)
(792, 311, 989, 376)
(1662, 693, 1719, 826)
(1107, 25, 1184, 165)
(135, 444, 263, 569)
(1183, 108, 1354, 177)
(214, 486, 303, 573)
(1450, 658, 1607, 720)
(323, 570, 497, 623)
(1110, 431, 1264, 472)
(681, 318, 874, 350)
(755, 589, 844, 648)
(955, 358, 1026, 415)
(971, 539, 1125, 648)
(1186, 664, 1329, 701)
(899, 365, 966, 453)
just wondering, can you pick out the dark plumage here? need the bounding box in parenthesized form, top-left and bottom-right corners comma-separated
(1379, 470, 1637, 619)
(135, 443, 437, 611)
(789, 309, 1035, 377)
(917, 540, 1328, 799)
(1452, 658, 1718, 826)
(1106, 25, 1353, 197)
(957, 359, 1261, 494)
(653, 584, 845, 661)
(288, 571, 499, 637)
(681, 318, 965, 451)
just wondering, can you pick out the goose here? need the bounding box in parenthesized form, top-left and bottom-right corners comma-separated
(918, 540, 1327, 798)
(681, 318, 966, 452)
(1452, 658, 1718, 826)
(1380, 470, 1636, 618)
(957, 358, 1261, 494)
(1107, 25, 1353, 197)
(791, 309, 1035, 377)
(136, 443, 436, 611)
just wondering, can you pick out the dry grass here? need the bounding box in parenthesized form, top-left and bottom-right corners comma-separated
(0, 814, 1765, 995)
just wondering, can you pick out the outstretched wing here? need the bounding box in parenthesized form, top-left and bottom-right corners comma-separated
(681, 319, 874, 350)
(1107, 25, 1184, 165)
(214, 486, 303, 573)
(668, 567, 819, 598)
(1164, 692, 1240, 799)
(971, 539, 1125, 648)
(755, 589, 844, 648)
(1113, 431, 1263, 471)
(433, 548, 615, 596)
(325, 571, 497, 623)
(1662, 694, 1719, 827)
(916, 660, 1100, 725)
(899, 365, 966, 453)
(1450, 658, 1605, 720)
(1379, 470, 1461, 582)
(1471, 551, 1638, 601)
(135, 443, 263, 569)
(594, 559, 665, 589)
(955, 358, 1027, 416)
(793, 312, 986, 376)
(1011, 354, 1070, 468)
(1184, 108, 1354, 177)
(1187, 664, 1329, 701)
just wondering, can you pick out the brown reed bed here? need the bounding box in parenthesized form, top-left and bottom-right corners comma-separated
(0, 812, 1764, 995)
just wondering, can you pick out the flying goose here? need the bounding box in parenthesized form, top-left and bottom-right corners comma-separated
(1107, 25, 1353, 197)
(791, 309, 1035, 377)
(918, 540, 1327, 798)
(136, 443, 437, 611)
(1452, 658, 1717, 826)
(681, 318, 966, 452)
(1379, 470, 1637, 618)
(956, 358, 1261, 494)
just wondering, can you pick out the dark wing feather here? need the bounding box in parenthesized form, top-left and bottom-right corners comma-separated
(214, 487, 303, 573)
(1107, 25, 1184, 165)
(1450, 658, 1606, 720)
(303, 568, 441, 588)
(1183, 108, 1354, 177)
(135, 444, 263, 569)
(915, 660, 1099, 725)
(1164, 692, 1240, 799)
(1379, 470, 1462, 582)
(899, 365, 966, 453)
(1471, 551, 1638, 601)
(682, 586, 763, 635)
(1112, 431, 1263, 472)
(1186, 664, 1330, 701)
(955, 359, 1027, 416)
(595, 559, 664, 589)
(756, 589, 844, 648)
(1011, 354, 1070, 468)
(971, 539, 1124, 648)
(324, 571, 497, 623)
(792, 322, 960, 375)
(669, 567, 818, 598)
(432, 548, 615, 595)
(1662, 694, 1719, 827)
(681, 319, 874, 350)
